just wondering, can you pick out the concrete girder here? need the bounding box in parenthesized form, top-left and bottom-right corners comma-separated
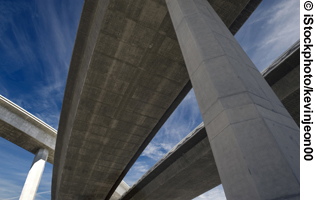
(0, 95, 56, 164)
(120, 124, 220, 200)
(262, 40, 300, 126)
(167, 0, 299, 199)
(52, 0, 262, 199)
(0, 94, 129, 200)
(119, 40, 300, 200)
(19, 148, 49, 200)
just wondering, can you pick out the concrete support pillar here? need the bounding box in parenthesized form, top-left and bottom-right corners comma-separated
(166, 0, 300, 199)
(20, 148, 48, 200)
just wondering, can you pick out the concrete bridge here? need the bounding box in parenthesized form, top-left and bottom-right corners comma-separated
(51, 0, 270, 199)
(1, 39, 299, 199)
(52, 0, 299, 199)
(0, 95, 56, 200)
(119, 40, 300, 200)
(0, 0, 299, 199)
(0, 95, 129, 200)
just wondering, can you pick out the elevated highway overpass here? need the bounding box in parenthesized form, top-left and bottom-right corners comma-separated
(0, 95, 129, 200)
(119, 40, 300, 200)
(1, 0, 300, 199)
(1, 0, 299, 199)
(0, 95, 56, 199)
(52, 0, 263, 199)
(1, 38, 299, 199)
(52, 0, 299, 199)
(0, 95, 56, 164)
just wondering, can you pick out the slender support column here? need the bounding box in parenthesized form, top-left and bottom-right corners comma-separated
(166, 0, 299, 199)
(20, 148, 48, 200)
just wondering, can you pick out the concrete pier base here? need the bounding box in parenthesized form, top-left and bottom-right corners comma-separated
(166, 0, 300, 199)
(19, 148, 48, 200)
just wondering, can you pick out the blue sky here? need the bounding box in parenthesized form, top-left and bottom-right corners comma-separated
(0, 0, 299, 199)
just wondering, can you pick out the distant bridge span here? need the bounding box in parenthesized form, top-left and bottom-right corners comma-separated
(0, 95, 129, 200)
(119, 40, 300, 200)
(52, 0, 299, 199)
(52, 0, 262, 199)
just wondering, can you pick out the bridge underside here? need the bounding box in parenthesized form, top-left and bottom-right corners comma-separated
(120, 124, 220, 200)
(0, 95, 56, 164)
(262, 41, 300, 126)
(119, 41, 300, 200)
(52, 0, 262, 199)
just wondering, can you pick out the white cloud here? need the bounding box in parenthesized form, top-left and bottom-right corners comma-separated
(0, 159, 52, 200)
(140, 89, 202, 163)
(123, 161, 150, 186)
(193, 185, 226, 200)
(0, 0, 84, 129)
(124, 90, 203, 187)
(0, 0, 300, 200)
(0, 179, 23, 200)
(34, 190, 51, 200)
(0, 138, 53, 200)
(236, 0, 299, 71)
(124, 0, 300, 196)
(141, 143, 168, 161)
(148, 89, 202, 156)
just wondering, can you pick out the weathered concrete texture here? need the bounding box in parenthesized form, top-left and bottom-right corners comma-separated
(52, 0, 261, 199)
(262, 40, 300, 126)
(120, 123, 220, 200)
(119, 60, 300, 199)
(167, 0, 299, 199)
(117, 43, 300, 199)
(0, 95, 56, 164)
(118, 41, 300, 200)
(19, 148, 48, 200)
(118, 49, 300, 198)
(110, 181, 130, 200)
(0, 94, 131, 199)
(227, 0, 262, 35)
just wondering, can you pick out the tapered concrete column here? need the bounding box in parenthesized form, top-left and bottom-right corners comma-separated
(166, 0, 299, 199)
(20, 148, 48, 200)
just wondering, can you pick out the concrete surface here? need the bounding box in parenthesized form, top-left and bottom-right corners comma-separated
(19, 148, 49, 200)
(52, 0, 261, 199)
(0, 94, 130, 199)
(118, 40, 300, 200)
(262, 40, 300, 126)
(118, 44, 300, 199)
(110, 181, 130, 200)
(0, 95, 56, 164)
(119, 36, 300, 199)
(119, 123, 221, 200)
(167, 0, 299, 199)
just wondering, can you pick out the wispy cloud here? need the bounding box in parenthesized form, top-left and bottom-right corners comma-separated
(123, 0, 299, 196)
(123, 161, 150, 186)
(35, 163, 53, 200)
(142, 90, 203, 160)
(141, 143, 168, 161)
(0, 138, 53, 200)
(0, 0, 84, 129)
(0, 0, 300, 200)
(0, 189, 50, 200)
(0, 1, 82, 199)
(193, 185, 226, 200)
(235, 0, 299, 71)
(124, 90, 203, 186)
